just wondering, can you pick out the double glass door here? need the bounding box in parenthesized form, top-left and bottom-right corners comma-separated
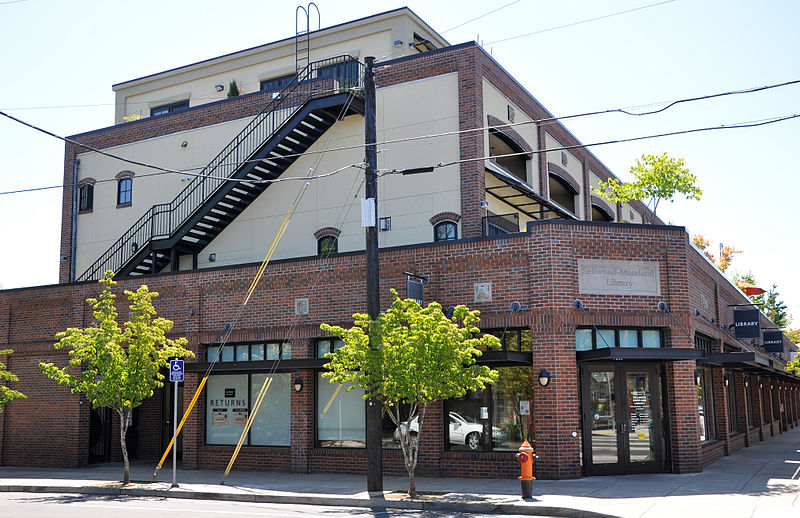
(580, 363, 664, 475)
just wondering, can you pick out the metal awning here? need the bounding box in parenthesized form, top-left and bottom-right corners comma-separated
(699, 352, 800, 380)
(485, 163, 578, 221)
(577, 347, 705, 362)
(478, 350, 533, 366)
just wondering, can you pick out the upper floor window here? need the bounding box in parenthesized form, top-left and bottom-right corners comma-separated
(117, 176, 132, 206)
(78, 182, 94, 212)
(434, 221, 457, 242)
(318, 235, 337, 256)
(150, 99, 189, 117)
(260, 74, 295, 92)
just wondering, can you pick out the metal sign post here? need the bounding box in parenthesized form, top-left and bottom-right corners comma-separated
(169, 359, 184, 488)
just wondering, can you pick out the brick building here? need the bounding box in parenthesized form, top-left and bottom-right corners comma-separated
(1, 7, 798, 479)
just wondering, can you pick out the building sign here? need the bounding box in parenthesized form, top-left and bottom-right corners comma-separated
(407, 279, 424, 305)
(763, 331, 784, 353)
(577, 260, 661, 296)
(733, 309, 761, 339)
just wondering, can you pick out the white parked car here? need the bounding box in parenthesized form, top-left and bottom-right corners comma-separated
(394, 411, 506, 450)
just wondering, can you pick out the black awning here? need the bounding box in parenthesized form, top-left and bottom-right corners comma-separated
(577, 347, 705, 362)
(478, 350, 533, 366)
(185, 357, 327, 373)
(699, 352, 772, 369)
(484, 164, 578, 221)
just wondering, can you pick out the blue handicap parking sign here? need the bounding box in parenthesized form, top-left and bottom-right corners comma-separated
(169, 359, 184, 382)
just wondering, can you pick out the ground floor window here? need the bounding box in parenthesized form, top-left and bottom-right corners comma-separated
(445, 367, 534, 451)
(205, 373, 290, 446)
(697, 368, 715, 442)
(317, 373, 365, 447)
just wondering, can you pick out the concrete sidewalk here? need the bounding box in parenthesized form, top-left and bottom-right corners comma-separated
(1, 427, 799, 517)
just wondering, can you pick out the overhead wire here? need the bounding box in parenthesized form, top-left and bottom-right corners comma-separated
(378, 113, 800, 175)
(3, 77, 800, 196)
(484, 0, 677, 46)
(441, 0, 521, 33)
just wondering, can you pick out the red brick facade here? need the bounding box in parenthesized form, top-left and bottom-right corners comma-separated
(4, 221, 800, 479)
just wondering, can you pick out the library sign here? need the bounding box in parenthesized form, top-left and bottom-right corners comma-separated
(577, 259, 661, 296)
(763, 331, 784, 353)
(733, 308, 761, 339)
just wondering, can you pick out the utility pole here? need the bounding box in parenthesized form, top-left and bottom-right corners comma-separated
(363, 55, 383, 494)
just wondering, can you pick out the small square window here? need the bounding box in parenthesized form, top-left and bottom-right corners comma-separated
(576, 329, 592, 351)
(619, 329, 638, 348)
(266, 342, 280, 360)
(236, 345, 249, 362)
(596, 330, 615, 348)
(434, 221, 457, 242)
(318, 236, 337, 256)
(251, 344, 265, 361)
(220, 345, 234, 362)
(642, 330, 661, 348)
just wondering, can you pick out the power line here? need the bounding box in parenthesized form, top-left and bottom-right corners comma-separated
(3, 77, 799, 196)
(484, 0, 677, 45)
(441, 0, 521, 33)
(379, 113, 800, 175)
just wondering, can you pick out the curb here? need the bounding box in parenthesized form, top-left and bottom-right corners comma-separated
(0, 484, 620, 518)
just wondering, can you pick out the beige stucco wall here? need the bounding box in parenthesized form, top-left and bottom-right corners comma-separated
(481, 78, 538, 191)
(74, 117, 253, 274)
(74, 71, 459, 276)
(196, 71, 461, 269)
(114, 10, 446, 124)
(622, 202, 643, 223)
(544, 132, 584, 219)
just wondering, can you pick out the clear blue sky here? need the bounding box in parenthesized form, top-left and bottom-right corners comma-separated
(1, 0, 798, 325)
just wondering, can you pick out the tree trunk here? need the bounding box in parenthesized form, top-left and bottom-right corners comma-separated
(408, 471, 416, 497)
(118, 408, 130, 485)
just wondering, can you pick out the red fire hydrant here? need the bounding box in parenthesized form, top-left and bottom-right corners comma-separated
(515, 440, 535, 499)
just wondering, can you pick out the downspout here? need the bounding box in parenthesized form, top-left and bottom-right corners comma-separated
(70, 158, 80, 283)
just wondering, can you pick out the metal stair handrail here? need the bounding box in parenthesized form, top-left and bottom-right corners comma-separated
(77, 55, 363, 282)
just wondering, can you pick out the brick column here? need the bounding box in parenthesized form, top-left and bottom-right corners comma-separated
(457, 48, 485, 238)
(711, 369, 730, 448)
(531, 322, 581, 479)
(666, 360, 701, 472)
(181, 371, 202, 469)
(290, 369, 314, 473)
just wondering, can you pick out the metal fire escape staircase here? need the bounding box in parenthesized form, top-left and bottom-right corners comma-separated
(78, 56, 364, 282)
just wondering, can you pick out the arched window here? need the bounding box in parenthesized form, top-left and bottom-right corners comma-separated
(591, 204, 614, 222)
(317, 235, 338, 256)
(434, 221, 457, 242)
(78, 181, 94, 212)
(117, 176, 133, 206)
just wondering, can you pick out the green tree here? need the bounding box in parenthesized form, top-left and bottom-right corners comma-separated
(786, 329, 800, 344)
(40, 271, 193, 485)
(227, 79, 240, 97)
(593, 153, 702, 224)
(762, 284, 790, 329)
(0, 349, 26, 411)
(321, 291, 500, 497)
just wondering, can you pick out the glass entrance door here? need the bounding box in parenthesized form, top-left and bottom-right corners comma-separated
(581, 363, 664, 475)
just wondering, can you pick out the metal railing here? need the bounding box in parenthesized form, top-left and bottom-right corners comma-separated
(78, 55, 363, 282)
(482, 213, 520, 236)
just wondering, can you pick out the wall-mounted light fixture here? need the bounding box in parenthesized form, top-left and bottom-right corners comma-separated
(209, 253, 216, 262)
(181, 140, 188, 148)
(694, 370, 701, 386)
(293, 376, 303, 393)
(760, 381, 763, 389)
(724, 372, 729, 387)
(131, 242, 138, 252)
(215, 84, 224, 92)
(538, 369, 551, 387)
(745, 378, 750, 388)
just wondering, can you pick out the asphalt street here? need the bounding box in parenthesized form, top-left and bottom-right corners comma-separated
(0, 492, 548, 518)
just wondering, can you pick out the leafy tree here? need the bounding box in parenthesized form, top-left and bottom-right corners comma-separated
(786, 329, 800, 344)
(593, 153, 702, 224)
(692, 234, 740, 272)
(321, 291, 500, 497)
(0, 349, 26, 411)
(762, 284, 790, 329)
(40, 271, 193, 485)
(227, 80, 240, 97)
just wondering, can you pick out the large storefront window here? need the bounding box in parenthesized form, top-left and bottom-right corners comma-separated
(317, 373, 365, 447)
(206, 373, 290, 446)
(445, 367, 534, 451)
(576, 328, 663, 350)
